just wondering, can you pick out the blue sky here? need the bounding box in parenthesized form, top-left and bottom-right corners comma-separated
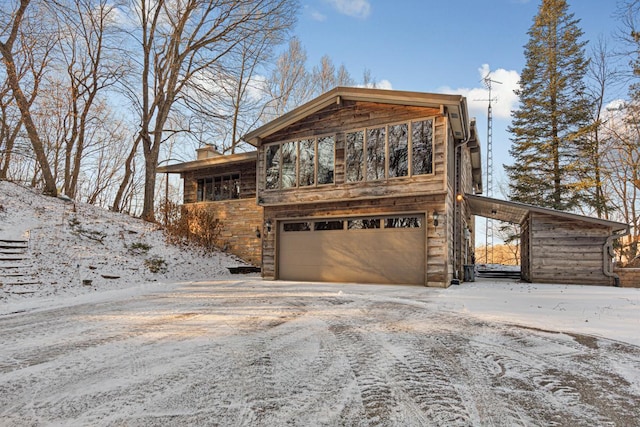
(291, 0, 625, 199)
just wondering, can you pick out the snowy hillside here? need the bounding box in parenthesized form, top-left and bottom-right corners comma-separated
(0, 181, 246, 304)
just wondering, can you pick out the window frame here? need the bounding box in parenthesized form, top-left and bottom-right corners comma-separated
(196, 172, 241, 202)
(344, 116, 435, 184)
(263, 134, 336, 191)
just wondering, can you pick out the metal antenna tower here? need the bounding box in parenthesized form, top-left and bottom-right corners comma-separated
(480, 74, 501, 263)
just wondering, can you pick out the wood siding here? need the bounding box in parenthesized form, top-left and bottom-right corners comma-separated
(521, 216, 531, 281)
(182, 160, 257, 204)
(256, 101, 447, 206)
(445, 122, 476, 283)
(528, 213, 614, 285)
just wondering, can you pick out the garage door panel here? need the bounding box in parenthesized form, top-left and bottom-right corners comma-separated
(279, 216, 425, 285)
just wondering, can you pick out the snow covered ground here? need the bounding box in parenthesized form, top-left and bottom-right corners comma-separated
(1, 181, 639, 425)
(0, 180, 247, 305)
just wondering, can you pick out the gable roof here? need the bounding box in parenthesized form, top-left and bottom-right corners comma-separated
(243, 87, 471, 146)
(465, 194, 629, 232)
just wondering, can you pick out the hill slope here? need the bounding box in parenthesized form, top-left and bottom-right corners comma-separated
(0, 181, 245, 304)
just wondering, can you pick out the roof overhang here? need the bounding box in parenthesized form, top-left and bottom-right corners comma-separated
(243, 87, 470, 146)
(465, 194, 629, 232)
(156, 151, 257, 174)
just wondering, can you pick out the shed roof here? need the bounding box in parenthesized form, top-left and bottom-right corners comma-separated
(465, 194, 629, 232)
(156, 151, 256, 174)
(243, 87, 471, 146)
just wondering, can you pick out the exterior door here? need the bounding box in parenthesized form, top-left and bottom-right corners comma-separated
(278, 215, 425, 285)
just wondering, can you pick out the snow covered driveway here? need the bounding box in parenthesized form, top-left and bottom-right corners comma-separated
(1, 280, 639, 426)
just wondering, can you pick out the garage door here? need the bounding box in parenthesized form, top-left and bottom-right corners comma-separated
(278, 215, 425, 285)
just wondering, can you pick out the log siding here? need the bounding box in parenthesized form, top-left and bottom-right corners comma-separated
(528, 213, 615, 285)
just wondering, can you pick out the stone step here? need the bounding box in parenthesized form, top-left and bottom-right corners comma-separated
(0, 256, 28, 262)
(0, 239, 28, 247)
(0, 237, 37, 286)
(0, 248, 28, 254)
(0, 280, 40, 286)
(0, 264, 32, 270)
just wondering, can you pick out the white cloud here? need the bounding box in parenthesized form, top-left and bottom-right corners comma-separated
(440, 64, 520, 121)
(324, 0, 371, 19)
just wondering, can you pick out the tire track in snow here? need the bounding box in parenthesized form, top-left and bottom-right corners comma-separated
(329, 321, 402, 426)
(460, 322, 638, 427)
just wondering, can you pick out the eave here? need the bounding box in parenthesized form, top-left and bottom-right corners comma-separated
(465, 194, 629, 232)
(156, 151, 257, 174)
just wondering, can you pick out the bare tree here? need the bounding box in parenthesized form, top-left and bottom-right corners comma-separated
(54, 0, 126, 199)
(0, 76, 23, 179)
(263, 37, 312, 120)
(117, 0, 297, 222)
(584, 37, 619, 218)
(0, 0, 57, 195)
(336, 63, 354, 87)
(600, 106, 640, 260)
(312, 55, 335, 95)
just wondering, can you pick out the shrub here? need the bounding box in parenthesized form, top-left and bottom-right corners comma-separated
(68, 216, 105, 243)
(144, 256, 168, 274)
(128, 242, 152, 255)
(160, 200, 223, 254)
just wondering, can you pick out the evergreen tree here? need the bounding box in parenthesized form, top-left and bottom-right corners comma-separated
(506, 0, 592, 210)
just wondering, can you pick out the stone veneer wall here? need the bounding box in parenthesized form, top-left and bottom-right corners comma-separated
(614, 268, 640, 288)
(189, 199, 263, 266)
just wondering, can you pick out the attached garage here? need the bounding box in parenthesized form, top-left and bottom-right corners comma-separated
(278, 215, 426, 285)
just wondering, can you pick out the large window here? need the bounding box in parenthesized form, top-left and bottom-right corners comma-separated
(265, 136, 335, 190)
(388, 123, 409, 177)
(346, 131, 364, 183)
(366, 127, 385, 181)
(412, 119, 433, 175)
(196, 173, 240, 201)
(345, 118, 434, 182)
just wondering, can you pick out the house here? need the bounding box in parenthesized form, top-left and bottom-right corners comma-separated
(160, 86, 629, 287)
(243, 87, 482, 287)
(157, 146, 263, 266)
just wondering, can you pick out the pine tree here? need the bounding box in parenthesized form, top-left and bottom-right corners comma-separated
(506, 0, 592, 210)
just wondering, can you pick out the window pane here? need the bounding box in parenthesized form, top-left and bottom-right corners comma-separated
(266, 144, 280, 189)
(348, 218, 381, 229)
(298, 139, 315, 187)
(385, 217, 422, 228)
(412, 119, 433, 175)
(196, 179, 204, 202)
(388, 123, 408, 177)
(317, 136, 335, 185)
(212, 176, 220, 200)
(346, 131, 364, 183)
(205, 177, 214, 201)
(314, 220, 344, 231)
(367, 127, 385, 181)
(224, 176, 232, 200)
(232, 174, 240, 199)
(281, 141, 297, 188)
(283, 222, 311, 232)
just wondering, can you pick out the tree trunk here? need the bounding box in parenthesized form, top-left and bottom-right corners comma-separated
(112, 134, 141, 212)
(0, 47, 57, 196)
